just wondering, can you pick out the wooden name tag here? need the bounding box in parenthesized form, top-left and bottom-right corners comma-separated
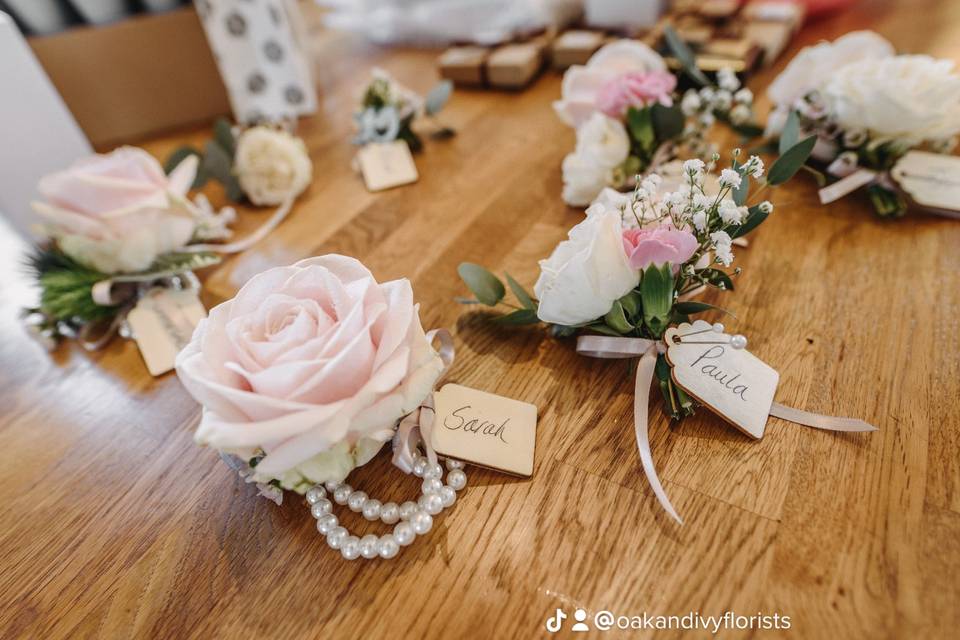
(891, 151, 960, 216)
(665, 321, 779, 439)
(430, 383, 537, 477)
(356, 140, 418, 192)
(128, 287, 206, 376)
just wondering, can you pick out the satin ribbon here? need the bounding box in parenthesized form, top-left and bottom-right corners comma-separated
(391, 328, 455, 474)
(576, 334, 877, 524)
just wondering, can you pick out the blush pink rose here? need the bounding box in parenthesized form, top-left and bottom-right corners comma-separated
(32, 147, 199, 274)
(175, 255, 445, 491)
(596, 70, 677, 118)
(622, 226, 698, 270)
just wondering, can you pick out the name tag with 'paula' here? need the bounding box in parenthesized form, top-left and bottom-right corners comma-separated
(665, 320, 779, 439)
(430, 383, 537, 477)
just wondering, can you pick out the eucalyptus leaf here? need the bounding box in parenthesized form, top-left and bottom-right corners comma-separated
(627, 106, 655, 154)
(213, 118, 236, 157)
(604, 301, 633, 334)
(730, 204, 768, 238)
(505, 272, 536, 310)
(651, 103, 685, 141)
(663, 26, 710, 86)
(732, 122, 765, 140)
(164, 145, 207, 189)
(429, 126, 457, 140)
(494, 308, 540, 325)
(767, 135, 816, 186)
(779, 110, 800, 154)
(425, 80, 453, 116)
(457, 263, 505, 306)
(732, 159, 749, 206)
(454, 296, 482, 305)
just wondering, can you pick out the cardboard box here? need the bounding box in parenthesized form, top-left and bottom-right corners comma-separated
(28, 7, 230, 147)
(439, 46, 490, 86)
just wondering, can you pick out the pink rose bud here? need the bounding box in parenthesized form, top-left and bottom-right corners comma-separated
(622, 226, 698, 270)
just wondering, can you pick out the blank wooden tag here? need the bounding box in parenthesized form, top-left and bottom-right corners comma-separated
(890, 151, 960, 215)
(430, 383, 537, 477)
(127, 287, 206, 376)
(356, 141, 418, 192)
(665, 320, 779, 439)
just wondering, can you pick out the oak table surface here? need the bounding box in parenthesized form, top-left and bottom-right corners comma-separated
(2, 1, 959, 638)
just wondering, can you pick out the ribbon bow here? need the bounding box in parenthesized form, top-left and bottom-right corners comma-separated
(392, 328, 455, 474)
(576, 334, 876, 524)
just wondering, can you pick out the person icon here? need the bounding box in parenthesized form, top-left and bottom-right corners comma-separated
(571, 609, 590, 632)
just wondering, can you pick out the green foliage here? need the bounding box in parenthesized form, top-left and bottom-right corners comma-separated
(604, 300, 634, 334)
(779, 110, 800, 155)
(651, 103, 685, 141)
(425, 80, 453, 116)
(626, 106, 656, 159)
(867, 184, 908, 217)
(213, 117, 236, 156)
(494, 309, 540, 325)
(505, 272, 535, 310)
(699, 268, 735, 291)
(28, 246, 117, 323)
(767, 135, 816, 186)
(457, 263, 505, 306)
(164, 145, 208, 189)
(730, 204, 768, 239)
(663, 26, 710, 87)
(639, 263, 674, 336)
(164, 118, 244, 202)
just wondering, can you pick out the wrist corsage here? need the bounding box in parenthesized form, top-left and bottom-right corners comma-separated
(764, 30, 960, 217)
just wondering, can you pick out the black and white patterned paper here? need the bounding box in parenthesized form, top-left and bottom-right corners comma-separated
(196, 0, 316, 123)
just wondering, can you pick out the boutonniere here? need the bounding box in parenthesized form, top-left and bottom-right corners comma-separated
(175, 255, 538, 560)
(554, 30, 762, 207)
(353, 68, 455, 150)
(457, 145, 876, 523)
(763, 30, 960, 218)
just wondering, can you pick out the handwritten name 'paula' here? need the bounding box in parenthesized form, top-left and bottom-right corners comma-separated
(690, 345, 750, 401)
(442, 405, 509, 443)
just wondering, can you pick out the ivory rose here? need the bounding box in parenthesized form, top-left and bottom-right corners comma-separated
(175, 255, 444, 492)
(234, 127, 313, 206)
(622, 226, 698, 270)
(534, 203, 639, 326)
(32, 147, 199, 274)
(823, 55, 960, 146)
(560, 112, 630, 206)
(554, 40, 667, 128)
(596, 70, 677, 118)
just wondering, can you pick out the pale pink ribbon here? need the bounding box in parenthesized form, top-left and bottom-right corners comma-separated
(576, 334, 877, 524)
(392, 328, 455, 474)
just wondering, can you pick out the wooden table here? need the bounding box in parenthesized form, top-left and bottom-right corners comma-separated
(3, 1, 959, 637)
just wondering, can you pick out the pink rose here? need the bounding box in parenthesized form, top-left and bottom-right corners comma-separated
(554, 40, 667, 128)
(32, 147, 199, 273)
(622, 226, 698, 270)
(175, 255, 445, 491)
(596, 70, 677, 118)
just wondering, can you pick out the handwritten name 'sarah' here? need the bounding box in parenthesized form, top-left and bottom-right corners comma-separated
(442, 405, 509, 444)
(690, 345, 750, 401)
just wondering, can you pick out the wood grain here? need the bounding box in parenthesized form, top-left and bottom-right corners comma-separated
(2, 1, 960, 637)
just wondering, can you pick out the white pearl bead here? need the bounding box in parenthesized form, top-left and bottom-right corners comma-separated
(362, 498, 382, 521)
(347, 490, 367, 513)
(712, 322, 725, 333)
(439, 486, 456, 508)
(421, 477, 443, 495)
(324, 480, 339, 492)
(305, 486, 325, 505)
(310, 498, 332, 519)
(316, 513, 338, 535)
(380, 502, 400, 524)
(359, 534, 379, 559)
(340, 536, 361, 560)
(333, 485, 352, 505)
(327, 526, 348, 549)
(423, 462, 443, 480)
(730, 334, 748, 350)
(378, 534, 400, 559)
(447, 469, 467, 491)
(421, 494, 443, 515)
(412, 458, 428, 477)
(445, 458, 464, 470)
(399, 501, 418, 520)
(393, 522, 416, 546)
(410, 510, 433, 535)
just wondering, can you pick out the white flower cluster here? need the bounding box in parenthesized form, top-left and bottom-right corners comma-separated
(680, 68, 754, 158)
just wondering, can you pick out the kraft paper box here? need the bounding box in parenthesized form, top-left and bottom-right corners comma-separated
(28, 7, 231, 147)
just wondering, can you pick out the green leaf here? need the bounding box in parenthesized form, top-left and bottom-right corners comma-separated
(730, 204, 769, 238)
(494, 308, 540, 325)
(672, 301, 733, 316)
(164, 145, 207, 189)
(732, 122, 765, 140)
(651, 103, 685, 141)
(425, 80, 453, 116)
(457, 263, 505, 306)
(700, 268, 735, 291)
(604, 300, 634, 334)
(504, 272, 535, 310)
(550, 324, 579, 338)
(732, 159, 749, 206)
(213, 118, 236, 157)
(640, 263, 674, 335)
(767, 135, 816, 186)
(203, 140, 244, 202)
(663, 26, 710, 86)
(618, 290, 642, 319)
(779, 110, 800, 155)
(627, 106, 655, 154)
(867, 184, 908, 217)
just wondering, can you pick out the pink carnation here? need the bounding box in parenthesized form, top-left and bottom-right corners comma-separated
(622, 226, 698, 270)
(596, 70, 677, 118)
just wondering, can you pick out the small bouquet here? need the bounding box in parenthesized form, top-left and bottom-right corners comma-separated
(554, 32, 760, 206)
(176, 255, 467, 560)
(764, 30, 960, 217)
(353, 68, 455, 151)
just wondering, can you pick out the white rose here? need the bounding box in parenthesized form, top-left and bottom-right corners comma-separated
(576, 112, 630, 168)
(765, 30, 894, 136)
(534, 204, 639, 326)
(235, 127, 313, 206)
(561, 151, 612, 207)
(554, 40, 666, 128)
(823, 55, 960, 146)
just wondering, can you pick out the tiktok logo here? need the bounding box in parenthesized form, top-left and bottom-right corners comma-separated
(545, 608, 567, 633)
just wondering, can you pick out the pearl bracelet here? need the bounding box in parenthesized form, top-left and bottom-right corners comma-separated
(305, 455, 467, 560)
